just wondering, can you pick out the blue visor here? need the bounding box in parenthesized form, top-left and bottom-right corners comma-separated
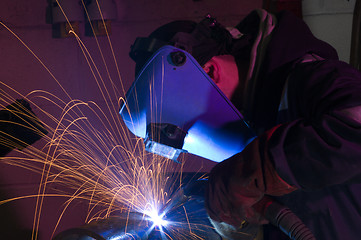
(119, 46, 255, 162)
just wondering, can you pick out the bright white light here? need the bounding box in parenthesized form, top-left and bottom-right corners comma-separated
(145, 210, 169, 227)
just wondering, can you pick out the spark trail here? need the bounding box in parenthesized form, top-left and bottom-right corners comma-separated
(0, 1, 215, 239)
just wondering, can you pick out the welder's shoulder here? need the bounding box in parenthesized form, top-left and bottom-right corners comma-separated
(289, 59, 361, 106)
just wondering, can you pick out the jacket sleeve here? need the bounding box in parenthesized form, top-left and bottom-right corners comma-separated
(267, 60, 361, 190)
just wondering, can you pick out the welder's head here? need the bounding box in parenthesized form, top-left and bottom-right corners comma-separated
(130, 16, 233, 74)
(129, 15, 251, 103)
(122, 15, 256, 162)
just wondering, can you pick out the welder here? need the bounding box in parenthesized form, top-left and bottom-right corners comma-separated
(127, 9, 361, 240)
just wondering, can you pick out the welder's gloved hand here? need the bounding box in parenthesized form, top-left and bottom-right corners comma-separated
(205, 128, 297, 227)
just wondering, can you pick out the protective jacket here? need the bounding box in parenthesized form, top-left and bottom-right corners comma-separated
(239, 10, 361, 240)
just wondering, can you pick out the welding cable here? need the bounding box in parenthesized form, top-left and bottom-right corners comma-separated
(261, 198, 317, 240)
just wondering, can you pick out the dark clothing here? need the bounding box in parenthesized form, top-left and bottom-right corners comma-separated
(241, 10, 361, 240)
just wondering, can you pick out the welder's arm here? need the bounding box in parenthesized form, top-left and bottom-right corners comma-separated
(205, 127, 297, 227)
(206, 60, 361, 226)
(205, 106, 361, 226)
(268, 60, 361, 191)
(268, 105, 361, 190)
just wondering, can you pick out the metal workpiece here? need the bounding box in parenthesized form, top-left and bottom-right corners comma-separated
(53, 174, 222, 240)
(53, 213, 151, 240)
(53, 198, 221, 240)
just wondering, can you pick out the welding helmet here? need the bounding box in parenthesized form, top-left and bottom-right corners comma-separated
(120, 15, 256, 162)
(130, 15, 252, 76)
